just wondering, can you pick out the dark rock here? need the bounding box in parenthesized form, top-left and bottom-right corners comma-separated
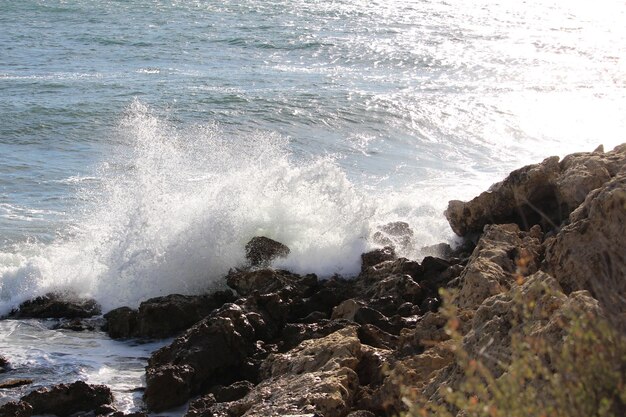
(0, 401, 33, 417)
(144, 364, 194, 412)
(361, 246, 396, 271)
(209, 380, 254, 403)
(419, 242, 453, 259)
(245, 236, 290, 267)
(298, 310, 328, 323)
(372, 221, 414, 251)
(21, 380, 113, 417)
(357, 324, 398, 350)
(278, 319, 354, 352)
(346, 411, 376, 417)
(94, 403, 117, 415)
(9, 293, 101, 319)
(0, 379, 33, 389)
(226, 268, 317, 297)
(419, 297, 441, 313)
(144, 304, 261, 411)
(103, 307, 138, 339)
(53, 318, 97, 332)
(104, 291, 235, 339)
(0, 355, 9, 373)
(111, 412, 148, 417)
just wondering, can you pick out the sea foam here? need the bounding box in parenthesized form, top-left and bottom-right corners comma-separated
(0, 101, 458, 315)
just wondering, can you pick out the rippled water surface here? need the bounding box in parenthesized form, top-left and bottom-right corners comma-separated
(0, 0, 625, 410)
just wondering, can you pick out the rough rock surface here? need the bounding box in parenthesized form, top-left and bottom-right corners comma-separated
(0, 355, 8, 373)
(545, 170, 626, 325)
(453, 223, 542, 309)
(445, 144, 626, 236)
(245, 236, 290, 267)
(188, 327, 363, 417)
(0, 401, 33, 417)
(20, 381, 113, 417)
(105, 291, 235, 339)
(8, 293, 101, 319)
(226, 268, 317, 297)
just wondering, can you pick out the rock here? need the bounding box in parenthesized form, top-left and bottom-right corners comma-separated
(0, 401, 33, 417)
(445, 144, 626, 236)
(245, 236, 290, 267)
(8, 293, 101, 319)
(220, 327, 363, 417)
(20, 380, 113, 417)
(209, 380, 255, 403)
(357, 324, 398, 350)
(545, 170, 626, 326)
(453, 223, 542, 309)
(279, 319, 354, 352)
(346, 411, 376, 417)
(0, 355, 9, 373)
(359, 257, 423, 284)
(144, 304, 261, 411)
(226, 268, 317, 297)
(104, 291, 235, 339)
(53, 318, 98, 332)
(372, 221, 414, 251)
(0, 379, 33, 389)
(361, 246, 396, 271)
(144, 364, 194, 412)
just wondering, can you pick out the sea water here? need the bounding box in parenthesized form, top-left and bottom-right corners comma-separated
(1, 0, 625, 412)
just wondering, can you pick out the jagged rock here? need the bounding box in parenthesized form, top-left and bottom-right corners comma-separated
(144, 304, 262, 411)
(372, 221, 414, 251)
(288, 276, 355, 320)
(361, 246, 396, 271)
(104, 291, 235, 339)
(196, 327, 362, 417)
(453, 223, 542, 309)
(357, 324, 398, 350)
(144, 364, 194, 412)
(245, 236, 290, 267)
(545, 170, 626, 326)
(8, 293, 101, 319)
(0, 401, 33, 417)
(20, 381, 113, 417)
(279, 319, 354, 352)
(445, 144, 626, 236)
(226, 268, 317, 297)
(359, 257, 423, 283)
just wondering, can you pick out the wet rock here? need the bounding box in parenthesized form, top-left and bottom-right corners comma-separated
(289, 276, 355, 319)
(361, 246, 396, 271)
(245, 236, 290, 267)
(279, 319, 354, 352)
(0, 379, 33, 389)
(226, 268, 317, 297)
(144, 364, 194, 412)
(9, 293, 101, 319)
(372, 221, 414, 251)
(53, 318, 99, 332)
(346, 411, 376, 417)
(105, 291, 235, 339)
(0, 401, 33, 417)
(545, 170, 626, 326)
(144, 304, 261, 411)
(94, 404, 117, 415)
(359, 257, 423, 283)
(20, 380, 113, 417)
(0, 355, 9, 373)
(445, 144, 626, 236)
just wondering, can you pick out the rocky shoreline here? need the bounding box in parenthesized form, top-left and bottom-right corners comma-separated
(1, 144, 625, 417)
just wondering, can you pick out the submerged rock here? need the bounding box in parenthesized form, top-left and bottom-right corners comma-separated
(20, 381, 113, 417)
(245, 236, 290, 267)
(0, 379, 33, 389)
(8, 293, 101, 319)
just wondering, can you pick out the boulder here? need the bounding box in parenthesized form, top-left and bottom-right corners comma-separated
(545, 170, 626, 326)
(372, 221, 414, 251)
(8, 293, 101, 319)
(144, 304, 262, 411)
(361, 246, 396, 271)
(20, 381, 113, 417)
(144, 364, 194, 412)
(445, 144, 626, 236)
(105, 291, 235, 339)
(245, 236, 290, 267)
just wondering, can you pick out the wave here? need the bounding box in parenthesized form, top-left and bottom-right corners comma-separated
(0, 101, 457, 315)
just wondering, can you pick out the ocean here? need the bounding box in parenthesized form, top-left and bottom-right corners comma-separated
(1, 0, 625, 412)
